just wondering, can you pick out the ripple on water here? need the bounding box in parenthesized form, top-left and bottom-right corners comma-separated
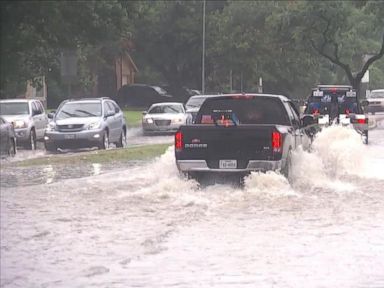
(0, 160, 146, 188)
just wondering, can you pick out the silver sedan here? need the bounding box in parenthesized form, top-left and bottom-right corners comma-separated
(142, 102, 190, 134)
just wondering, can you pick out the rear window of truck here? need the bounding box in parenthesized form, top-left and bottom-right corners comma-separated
(196, 97, 290, 125)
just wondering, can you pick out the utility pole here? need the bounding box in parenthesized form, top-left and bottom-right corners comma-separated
(202, 0, 206, 94)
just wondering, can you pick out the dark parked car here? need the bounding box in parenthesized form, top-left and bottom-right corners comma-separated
(44, 97, 127, 152)
(0, 116, 16, 157)
(115, 84, 173, 108)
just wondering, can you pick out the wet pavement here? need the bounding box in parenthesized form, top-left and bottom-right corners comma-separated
(0, 127, 172, 188)
(1, 119, 384, 288)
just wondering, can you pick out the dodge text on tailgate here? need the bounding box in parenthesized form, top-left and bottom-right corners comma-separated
(175, 94, 313, 180)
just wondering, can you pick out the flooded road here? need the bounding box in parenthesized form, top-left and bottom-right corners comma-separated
(1, 121, 384, 288)
(1, 127, 173, 165)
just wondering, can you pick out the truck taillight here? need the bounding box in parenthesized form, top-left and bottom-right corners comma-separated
(175, 131, 183, 151)
(272, 131, 282, 152)
(350, 117, 368, 124)
(356, 118, 367, 124)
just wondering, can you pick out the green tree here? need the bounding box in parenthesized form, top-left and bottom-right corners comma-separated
(206, 1, 323, 98)
(132, 1, 205, 91)
(293, 0, 384, 97)
(0, 0, 132, 101)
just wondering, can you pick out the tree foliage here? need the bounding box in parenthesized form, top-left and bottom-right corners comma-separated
(290, 0, 384, 96)
(1, 0, 383, 102)
(0, 0, 132, 98)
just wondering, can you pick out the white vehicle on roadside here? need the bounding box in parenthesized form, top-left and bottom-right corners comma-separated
(0, 99, 48, 150)
(365, 89, 384, 115)
(142, 102, 189, 134)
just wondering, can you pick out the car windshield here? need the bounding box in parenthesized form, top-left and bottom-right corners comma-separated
(186, 97, 207, 109)
(370, 91, 384, 98)
(0, 102, 29, 115)
(148, 105, 183, 114)
(196, 97, 290, 125)
(56, 102, 102, 119)
(152, 86, 168, 95)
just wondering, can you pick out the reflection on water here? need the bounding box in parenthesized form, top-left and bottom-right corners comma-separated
(92, 163, 101, 176)
(0, 161, 145, 188)
(42, 165, 56, 184)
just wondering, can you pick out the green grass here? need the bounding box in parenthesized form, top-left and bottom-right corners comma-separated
(14, 143, 171, 167)
(124, 109, 143, 127)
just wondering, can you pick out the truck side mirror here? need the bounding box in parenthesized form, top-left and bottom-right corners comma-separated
(361, 100, 369, 107)
(47, 111, 56, 119)
(301, 115, 315, 127)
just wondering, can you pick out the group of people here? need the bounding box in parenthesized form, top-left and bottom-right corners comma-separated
(306, 93, 359, 123)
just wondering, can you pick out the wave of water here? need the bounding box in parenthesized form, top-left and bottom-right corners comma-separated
(2, 126, 384, 288)
(81, 125, 384, 202)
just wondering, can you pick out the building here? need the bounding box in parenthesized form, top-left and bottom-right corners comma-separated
(115, 52, 139, 91)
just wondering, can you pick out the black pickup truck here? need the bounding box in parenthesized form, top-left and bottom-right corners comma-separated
(175, 94, 313, 180)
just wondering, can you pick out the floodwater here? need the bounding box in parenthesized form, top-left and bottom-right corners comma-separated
(1, 127, 172, 163)
(1, 119, 384, 288)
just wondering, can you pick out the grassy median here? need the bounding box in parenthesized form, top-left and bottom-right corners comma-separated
(124, 110, 143, 127)
(14, 143, 171, 167)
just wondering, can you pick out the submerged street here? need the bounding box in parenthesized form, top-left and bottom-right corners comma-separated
(2, 1, 384, 287)
(1, 117, 384, 288)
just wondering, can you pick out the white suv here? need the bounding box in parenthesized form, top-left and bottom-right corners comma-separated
(0, 99, 48, 150)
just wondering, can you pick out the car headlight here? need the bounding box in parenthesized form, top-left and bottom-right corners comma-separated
(46, 122, 56, 131)
(144, 118, 153, 124)
(87, 121, 102, 130)
(13, 120, 27, 129)
(172, 118, 184, 124)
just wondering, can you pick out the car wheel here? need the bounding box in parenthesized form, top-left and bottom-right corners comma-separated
(116, 128, 127, 148)
(99, 130, 109, 150)
(8, 138, 16, 157)
(26, 129, 37, 150)
(45, 142, 57, 153)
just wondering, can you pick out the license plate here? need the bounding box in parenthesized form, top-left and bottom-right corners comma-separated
(219, 160, 237, 169)
(64, 134, 75, 139)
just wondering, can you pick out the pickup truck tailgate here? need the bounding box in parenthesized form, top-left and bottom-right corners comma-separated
(176, 125, 279, 169)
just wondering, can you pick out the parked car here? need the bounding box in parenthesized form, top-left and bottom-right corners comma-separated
(44, 97, 127, 152)
(160, 85, 201, 102)
(115, 84, 173, 108)
(185, 94, 220, 123)
(364, 89, 384, 114)
(0, 116, 16, 157)
(175, 94, 313, 182)
(142, 102, 189, 134)
(0, 99, 48, 149)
